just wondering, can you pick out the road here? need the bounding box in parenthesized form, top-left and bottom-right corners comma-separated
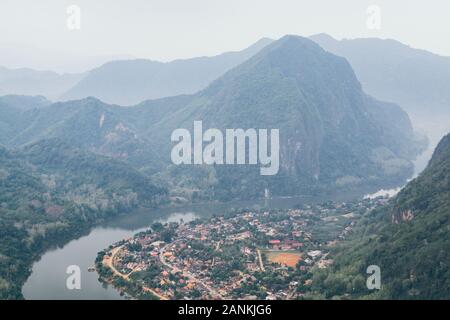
(256, 249, 265, 272)
(103, 245, 168, 300)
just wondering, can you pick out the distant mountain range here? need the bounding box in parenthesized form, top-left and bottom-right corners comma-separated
(2, 34, 450, 133)
(0, 38, 271, 105)
(0, 43, 133, 73)
(310, 34, 450, 125)
(308, 33, 450, 176)
(60, 38, 273, 105)
(0, 67, 84, 101)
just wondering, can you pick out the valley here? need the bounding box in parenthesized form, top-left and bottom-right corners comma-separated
(0, 31, 447, 301)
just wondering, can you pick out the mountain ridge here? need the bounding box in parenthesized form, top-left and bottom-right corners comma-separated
(61, 38, 273, 105)
(143, 35, 424, 199)
(310, 33, 450, 121)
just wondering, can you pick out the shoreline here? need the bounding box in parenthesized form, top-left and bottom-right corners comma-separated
(99, 245, 168, 300)
(93, 197, 388, 300)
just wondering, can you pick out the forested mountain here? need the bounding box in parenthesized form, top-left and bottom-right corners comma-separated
(0, 140, 167, 299)
(0, 39, 271, 106)
(61, 38, 272, 105)
(0, 95, 51, 145)
(143, 35, 425, 199)
(0, 36, 425, 201)
(6, 97, 166, 174)
(312, 133, 450, 299)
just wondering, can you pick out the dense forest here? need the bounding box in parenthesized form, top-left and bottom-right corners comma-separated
(0, 140, 167, 299)
(309, 134, 450, 299)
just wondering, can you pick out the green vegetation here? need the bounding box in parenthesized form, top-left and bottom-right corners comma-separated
(0, 140, 167, 299)
(0, 37, 425, 202)
(144, 35, 424, 200)
(311, 134, 450, 299)
(96, 199, 380, 300)
(0, 35, 436, 300)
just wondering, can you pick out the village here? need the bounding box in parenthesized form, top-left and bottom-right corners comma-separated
(96, 197, 388, 300)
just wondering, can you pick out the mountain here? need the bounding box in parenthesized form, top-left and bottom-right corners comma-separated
(0, 139, 167, 299)
(309, 33, 450, 176)
(4, 97, 165, 174)
(143, 35, 424, 199)
(310, 33, 450, 134)
(61, 38, 273, 105)
(19, 138, 167, 208)
(0, 66, 84, 100)
(0, 36, 424, 201)
(313, 133, 450, 299)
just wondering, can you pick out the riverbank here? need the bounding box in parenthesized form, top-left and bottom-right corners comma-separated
(2, 218, 94, 299)
(10, 203, 162, 299)
(98, 245, 168, 300)
(94, 197, 388, 300)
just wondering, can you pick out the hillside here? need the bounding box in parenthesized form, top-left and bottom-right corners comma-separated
(0, 95, 51, 145)
(0, 140, 167, 299)
(312, 133, 450, 299)
(4, 97, 165, 174)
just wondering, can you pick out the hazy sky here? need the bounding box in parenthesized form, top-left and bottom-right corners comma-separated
(1, 0, 450, 72)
